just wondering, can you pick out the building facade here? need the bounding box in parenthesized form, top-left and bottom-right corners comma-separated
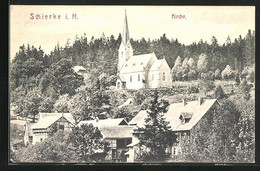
(126, 98, 220, 162)
(24, 113, 75, 145)
(116, 11, 172, 90)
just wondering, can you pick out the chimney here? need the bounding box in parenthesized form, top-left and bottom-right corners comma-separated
(198, 97, 203, 105)
(182, 99, 187, 106)
(95, 117, 99, 122)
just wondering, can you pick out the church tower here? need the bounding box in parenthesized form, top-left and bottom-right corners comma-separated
(118, 10, 133, 72)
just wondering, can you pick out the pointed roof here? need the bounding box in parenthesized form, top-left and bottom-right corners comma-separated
(77, 118, 128, 128)
(31, 113, 75, 129)
(120, 53, 157, 73)
(99, 126, 135, 138)
(150, 59, 164, 71)
(122, 10, 130, 45)
(129, 99, 219, 131)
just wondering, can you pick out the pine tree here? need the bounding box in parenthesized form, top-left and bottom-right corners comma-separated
(136, 91, 177, 162)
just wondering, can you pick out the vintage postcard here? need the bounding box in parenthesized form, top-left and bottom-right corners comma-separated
(10, 5, 255, 163)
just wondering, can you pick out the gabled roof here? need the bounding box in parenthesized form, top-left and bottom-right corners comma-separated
(77, 118, 128, 128)
(31, 113, 75, 129)
(99, 126, 135, 139)
(129, 99, 219, 131)
(150, 59, 163, 71)
(73, 66, 86, 73)
(128, 110, 147, 127)
(120, 53, 157, 74)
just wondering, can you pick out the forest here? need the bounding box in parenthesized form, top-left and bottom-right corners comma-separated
(10, 29, 255, 163)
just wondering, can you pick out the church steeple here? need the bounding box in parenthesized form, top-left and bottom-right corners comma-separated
(122, 10, 130, 45)
(118, 10, 133, 72)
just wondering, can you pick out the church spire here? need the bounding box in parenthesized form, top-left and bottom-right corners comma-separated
(122, 9, 130, 45)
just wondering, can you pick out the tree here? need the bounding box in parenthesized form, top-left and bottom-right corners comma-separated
(172, 56, 182, 77)
(239, 79, 252, 100)
(39, 59, 84, 96)
(187, 58, 196, 69)
(68, 124, 107, 162)
(214, 69, 221, 80)
(136, 91, 177, 162)
(39, 97, 55, 113)
(181, 99, 241, 162)
(221, 65, 234, 80)
(13, 131, 81, 162)
(213, 85, 226, 99)
(69, 78, 111, 123)
(15, 90, 43, 122)
(52, 94, 71, 113)
(199, 80, 215, 96)
(197, 53, 209, 74)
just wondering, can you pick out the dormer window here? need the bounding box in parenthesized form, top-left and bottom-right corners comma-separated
(179, 112, 193, 124)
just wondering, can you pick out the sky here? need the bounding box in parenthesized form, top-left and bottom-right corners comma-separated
(10, 5, 255, 60)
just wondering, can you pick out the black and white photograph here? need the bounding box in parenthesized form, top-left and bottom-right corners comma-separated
(9, 6, 255, 163)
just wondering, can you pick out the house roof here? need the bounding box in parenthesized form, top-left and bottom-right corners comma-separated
(31, 113, 75, 129)
(73, 66, 86, 73)
(128, 110, 148, 127)
(99, 126, 135, 138)
(129, 99, 218, 131)
(150, 59, 163, 71)
(120, 53, 157, 74)
(77, 118, 128, 128)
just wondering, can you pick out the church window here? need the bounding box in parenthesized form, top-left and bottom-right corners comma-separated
(138, 74, 140, 81)
(130, 75, 132, 82)
(121, 52, 123, 57)
(163, 72, 166, 81)
(173, 147, 177, 155)
(152, 74, 154, 81)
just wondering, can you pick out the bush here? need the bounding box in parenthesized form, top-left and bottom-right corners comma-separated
(215, 69, 221, 80)
(213, 85, 226, 99)
(221, 65, 234, 80)
(199, 80, 215, 96)
(239, 79, 252, 100)
(187, 85, 199, 94)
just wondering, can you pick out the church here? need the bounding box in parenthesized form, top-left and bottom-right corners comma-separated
(116, 11, 172, 90)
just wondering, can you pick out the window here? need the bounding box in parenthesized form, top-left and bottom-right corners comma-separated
(138, 74, 140, 82)
(130, 75, 132, 82)
(112, 149, 117, 159)
(152, 74, 154, 81)
(40, 138, 43, 142)
(117, 139, 126, 148)
(121, 52, 123, 57)
(173, 147, 176, 155)
(163, 72, 166, 81)
(59, 125, 64, 130)
(29, 136, 33, 143)
(117, 81, 121, 89)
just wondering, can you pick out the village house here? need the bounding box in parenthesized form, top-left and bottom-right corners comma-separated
(116, 11, 172, 90)
(126, 97, 220, 162)
(24, 113, 75, 145)
(73, 65, 87, 76)
(77, 118, 135, 162)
